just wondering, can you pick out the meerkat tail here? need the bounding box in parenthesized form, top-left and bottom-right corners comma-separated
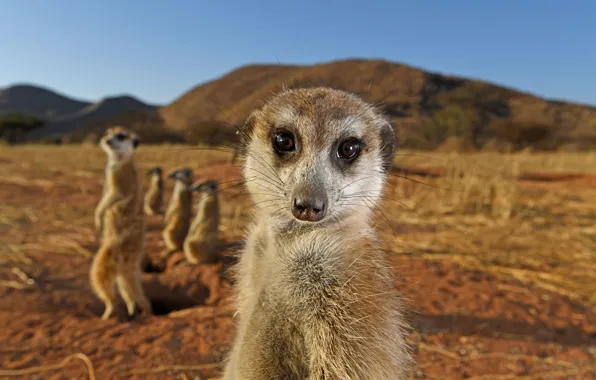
(144, 205, 154, 216)
(184, 240, 218, 264)
(90, 245, 118, 320)
(182, 240, 199, 264)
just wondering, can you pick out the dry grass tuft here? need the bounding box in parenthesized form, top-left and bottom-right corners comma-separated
(0, 353, 95, 379)
(391, 152, 520, 218)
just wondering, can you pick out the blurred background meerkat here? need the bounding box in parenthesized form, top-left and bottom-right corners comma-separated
(144, 166, 164, 216)
(162, 167, 193, 258)
(183, 179, 220, 264)
(90, 126, 152, 320)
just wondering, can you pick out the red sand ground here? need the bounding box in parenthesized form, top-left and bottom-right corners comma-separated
(1, 162, 595, 379)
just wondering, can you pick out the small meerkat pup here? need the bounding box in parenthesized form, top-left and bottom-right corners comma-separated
(144, 166, 164, 216)
(222, 88, 412, 379)
(183, 180, 220, 264)
(90, 126, 152, 320)
(162, 167, 193, 257)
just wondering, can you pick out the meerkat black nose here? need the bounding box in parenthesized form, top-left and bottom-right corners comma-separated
(292, 196, 326, 222)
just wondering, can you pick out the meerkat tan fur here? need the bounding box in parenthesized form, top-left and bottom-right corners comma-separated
(162, 168, 193, 257)
(144, 166, 164, 216)
(90, 126, 152, 320)
(222, 87, 412, 379)
(183, 180, 220, 264)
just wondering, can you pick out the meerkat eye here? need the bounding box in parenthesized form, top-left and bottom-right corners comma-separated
(271, 130, 296, 154)
(337, 138, 363, 160)
(114, 133, 126, 141)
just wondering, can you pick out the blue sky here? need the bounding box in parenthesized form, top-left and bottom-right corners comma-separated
(1, 0, 594, 106)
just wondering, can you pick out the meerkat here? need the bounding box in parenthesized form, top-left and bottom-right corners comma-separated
(162, 167, 193, 257)
(221, 87, 412, 379)
(90, 126, 152, 320)
(144, 166, 164, 216)
(183, 180, 220, 264)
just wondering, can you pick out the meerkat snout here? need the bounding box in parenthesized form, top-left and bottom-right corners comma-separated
(291, 187, 327, 222)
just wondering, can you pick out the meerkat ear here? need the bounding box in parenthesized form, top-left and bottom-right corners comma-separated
(379, 120, 396, 171)
(132, 137, 140, 149)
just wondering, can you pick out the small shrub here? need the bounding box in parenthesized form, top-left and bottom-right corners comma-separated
(416, 104, 481, 149)
(490, 120, 554, 150)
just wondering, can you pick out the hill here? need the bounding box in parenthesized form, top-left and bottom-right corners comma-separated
(0, 84, 159, 141)
(155, 59, 596, 150)
(0, 84, 91, 120)
(28, 95, 158, 140)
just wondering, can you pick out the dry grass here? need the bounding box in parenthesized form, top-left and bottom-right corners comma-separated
(371, 149, 596, 307)
(0, 353, 95, 379)
(394, 149, 596, 175)
(390, 152, 520, 218)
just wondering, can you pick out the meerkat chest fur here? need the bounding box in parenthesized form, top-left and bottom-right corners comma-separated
(151, 174, 163, 188)
(104, 158, 143, 219)
(258, 220, 385, 317)
(190, 193, 219, 235)
(170, 181, 192, 213)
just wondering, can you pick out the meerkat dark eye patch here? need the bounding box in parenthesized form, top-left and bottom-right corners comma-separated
(337, 138, 363, 161)
(114, 132, 127, 141)
(271, 129, 296, 155)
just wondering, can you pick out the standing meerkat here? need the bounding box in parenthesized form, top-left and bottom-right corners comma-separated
(222, 87, 412, 379)
(183, 180, 220, 264)
(91, 126, 152, 320)
(162, 167, 193, 257)
(144, 166, 164, 216)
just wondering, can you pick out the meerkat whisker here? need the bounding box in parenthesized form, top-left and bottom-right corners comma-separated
(242, 152, 285, 185)
(215, 178, 282, 202)
(230, 198, 287, 218)
(242, 163, 285, 188)
(240, 166, 285, 189)
(376, 168, 465, 192)
(343, 190, 414, 209)
(164, 146, 237, 154)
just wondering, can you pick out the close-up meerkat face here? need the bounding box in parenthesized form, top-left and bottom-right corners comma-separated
(168, 168, 193, 186)
(99, 126, 140, 159)
(242, 87, 396, 226)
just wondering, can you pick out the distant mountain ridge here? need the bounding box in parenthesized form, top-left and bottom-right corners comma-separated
(3, 59, 596, 150)
(0, 83, 159, 139)
(0, 84, 91, 120)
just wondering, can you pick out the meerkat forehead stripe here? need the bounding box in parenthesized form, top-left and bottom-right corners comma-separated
(274, 106, 298, 126)
(339, 115, 365, 133)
